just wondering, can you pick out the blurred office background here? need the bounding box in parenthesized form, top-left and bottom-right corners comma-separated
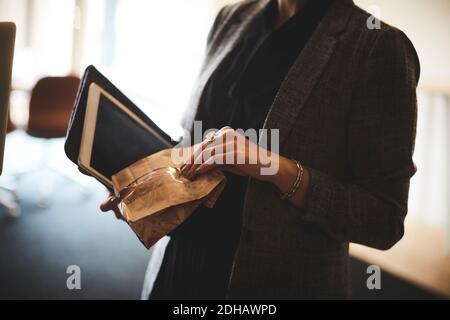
(0, 0, 449, 299)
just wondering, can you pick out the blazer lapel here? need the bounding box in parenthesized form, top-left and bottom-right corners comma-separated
(263, 0, 354, 147)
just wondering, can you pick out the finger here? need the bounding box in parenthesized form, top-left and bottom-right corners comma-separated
(186, 139, 239, 179)
(181, 134, 219, 177)
(204, 153, 245, 176)
(112, 206, 126, 222)
(185, 144, 219, 180)
(180, 143, 204, 177)
(180, 128, 233, 178)
(195, 157, 222, 176)
(186, 140, 232, 180)
(100, 196, 125, 222)
(192, 128, 230, 162)
(100, 195, 120, 212)
(205, 142, 237, 164)
(217, 126, 234, 135)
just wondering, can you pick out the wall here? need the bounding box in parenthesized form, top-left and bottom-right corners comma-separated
(355, 0, 450, 89)
(214, 0, 450, 88)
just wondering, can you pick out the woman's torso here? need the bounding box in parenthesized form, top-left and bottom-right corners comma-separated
(150, 0, 334, 300)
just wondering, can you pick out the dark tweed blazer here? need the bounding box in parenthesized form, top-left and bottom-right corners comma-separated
(181, 0, 420, 299)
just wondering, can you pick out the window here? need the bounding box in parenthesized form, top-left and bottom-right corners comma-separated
(79, 0, 216, 139)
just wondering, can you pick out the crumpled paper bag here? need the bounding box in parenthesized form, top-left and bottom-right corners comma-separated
(111, 149, 226, 249)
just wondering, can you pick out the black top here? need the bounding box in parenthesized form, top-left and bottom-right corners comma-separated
(150, 0, 333, 299)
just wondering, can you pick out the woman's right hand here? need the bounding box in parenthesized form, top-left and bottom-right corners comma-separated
(100, 192, 126, 222)
(78, 167, 126, 222)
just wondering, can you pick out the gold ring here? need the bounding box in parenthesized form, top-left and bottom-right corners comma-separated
(179, 163, 187, 172)
(205, 131, 216, 144)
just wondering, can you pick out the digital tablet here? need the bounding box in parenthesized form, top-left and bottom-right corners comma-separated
(78, 83, 173, 188)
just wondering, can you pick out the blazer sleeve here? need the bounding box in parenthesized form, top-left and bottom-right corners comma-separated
(302, 28, 420, 250)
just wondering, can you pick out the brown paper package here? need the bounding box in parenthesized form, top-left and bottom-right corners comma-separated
(112, 149, 226, 249)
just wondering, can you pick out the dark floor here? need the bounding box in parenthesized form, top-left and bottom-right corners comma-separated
(0, 172, 150, 300)
(0, 135, 443, 300)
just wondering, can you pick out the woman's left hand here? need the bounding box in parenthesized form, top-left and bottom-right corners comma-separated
(179, 127, 310, 208)
(180, 127, 277, 182)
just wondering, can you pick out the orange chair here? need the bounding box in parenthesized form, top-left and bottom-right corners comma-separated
(26, 76, 80, 138)
(25, 76, 82, 207)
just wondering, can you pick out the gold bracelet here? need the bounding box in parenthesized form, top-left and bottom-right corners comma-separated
(280, 160, 304, 201)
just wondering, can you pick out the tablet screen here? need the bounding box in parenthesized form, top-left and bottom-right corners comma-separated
(86, 92, 171, 183)
(80, 84, 171, 186)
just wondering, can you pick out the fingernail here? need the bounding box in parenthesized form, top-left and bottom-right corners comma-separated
(110, 196, 120, 206)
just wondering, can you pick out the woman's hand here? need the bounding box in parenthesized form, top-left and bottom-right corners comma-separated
(180, 127, 275, 181)
(78, 126, 309, 215)
(180, 127, 310, 208)
(100, 192, 126, 222)
(78, 167, 126, 222)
